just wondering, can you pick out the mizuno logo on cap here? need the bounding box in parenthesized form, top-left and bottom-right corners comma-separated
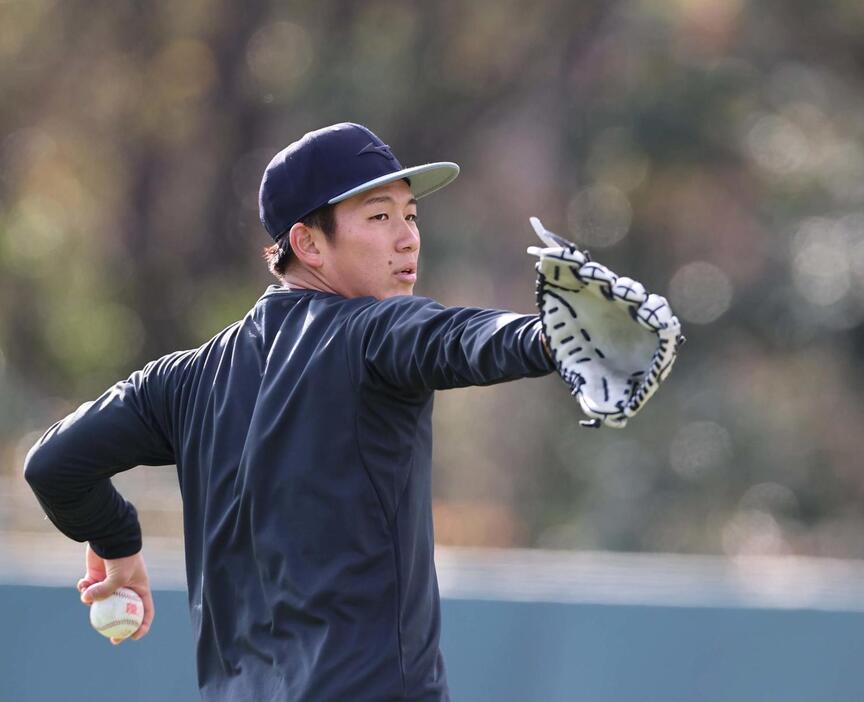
(358, 142, 396, 160)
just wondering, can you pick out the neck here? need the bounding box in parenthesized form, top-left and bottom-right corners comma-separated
(279, 266, 339, 295)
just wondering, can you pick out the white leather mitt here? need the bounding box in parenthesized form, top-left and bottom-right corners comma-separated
(528, 217, 684, 428)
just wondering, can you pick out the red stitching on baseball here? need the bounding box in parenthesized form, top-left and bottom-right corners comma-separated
(96, 618, 141, 633)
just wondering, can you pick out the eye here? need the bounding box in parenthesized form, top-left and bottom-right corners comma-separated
(370, 213, 389, 221)
(406, 213, 418, 222)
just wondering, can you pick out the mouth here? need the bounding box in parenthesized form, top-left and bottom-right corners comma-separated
(394, 264, 417, 283)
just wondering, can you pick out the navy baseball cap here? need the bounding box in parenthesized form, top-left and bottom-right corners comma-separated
(259, 122, 460, 241)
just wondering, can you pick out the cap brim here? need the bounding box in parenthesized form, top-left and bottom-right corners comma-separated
(327, 162, 460, 205)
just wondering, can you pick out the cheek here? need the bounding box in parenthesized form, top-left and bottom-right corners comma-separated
(347, 244, 389, 288)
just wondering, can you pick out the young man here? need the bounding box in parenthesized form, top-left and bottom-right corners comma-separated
(24, 123, 556, 701)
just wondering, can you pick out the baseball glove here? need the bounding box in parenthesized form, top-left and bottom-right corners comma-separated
(527, 217, 684, 428)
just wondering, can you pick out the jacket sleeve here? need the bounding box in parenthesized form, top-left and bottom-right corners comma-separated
(22, 357, 180, 559)
(348, 295, 555, 393)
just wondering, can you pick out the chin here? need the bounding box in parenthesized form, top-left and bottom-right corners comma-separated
(378, 283, 414, 299)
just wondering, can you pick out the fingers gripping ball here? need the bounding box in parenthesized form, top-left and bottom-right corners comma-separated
(89, 587, 144, 640)
(527, 217, 684, 429)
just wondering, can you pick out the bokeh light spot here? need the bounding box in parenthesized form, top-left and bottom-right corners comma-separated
(845, 213, 864, 284)
(3, 196, 66, 268)
(150, 39, 217, 104)
(722, 509, 787, 556)
(746, 114, 809, 175)
(668, 261, 733, 324)
(566, 185, 632, 247)
(246, 22, 314, 97)
(791, 218, 850, 306)
(738, 482, 799, 517)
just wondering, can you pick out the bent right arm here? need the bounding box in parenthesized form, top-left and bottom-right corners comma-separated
(23, 360, 181, 641)
(24, 368, 175, 558)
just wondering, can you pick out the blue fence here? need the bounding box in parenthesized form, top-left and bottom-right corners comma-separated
(3, 582, 864, 702)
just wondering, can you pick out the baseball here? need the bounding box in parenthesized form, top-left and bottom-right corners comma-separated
(89, 587, 144, 640)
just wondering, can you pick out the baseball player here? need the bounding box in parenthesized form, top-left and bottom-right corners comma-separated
(24, 122, 681, 701)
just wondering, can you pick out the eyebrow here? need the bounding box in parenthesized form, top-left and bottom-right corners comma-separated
(362, 195, 418, 207)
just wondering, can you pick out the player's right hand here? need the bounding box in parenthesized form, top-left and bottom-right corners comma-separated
(77, 543, 155, 645)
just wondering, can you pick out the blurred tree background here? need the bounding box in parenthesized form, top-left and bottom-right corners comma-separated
(3, 0, 864, 562)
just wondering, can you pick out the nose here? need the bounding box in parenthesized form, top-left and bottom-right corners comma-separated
(396, 220, 420, 252)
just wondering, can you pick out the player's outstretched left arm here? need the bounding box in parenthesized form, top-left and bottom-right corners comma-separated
(527, 217, 685, 428)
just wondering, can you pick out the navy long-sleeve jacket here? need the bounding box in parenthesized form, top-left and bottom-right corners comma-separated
(24, 286, 554, 701)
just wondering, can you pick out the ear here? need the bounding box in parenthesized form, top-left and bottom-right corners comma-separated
(288, 222, 324, 268)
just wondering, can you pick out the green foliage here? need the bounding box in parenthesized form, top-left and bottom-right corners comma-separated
(3, 0, 864, 557)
